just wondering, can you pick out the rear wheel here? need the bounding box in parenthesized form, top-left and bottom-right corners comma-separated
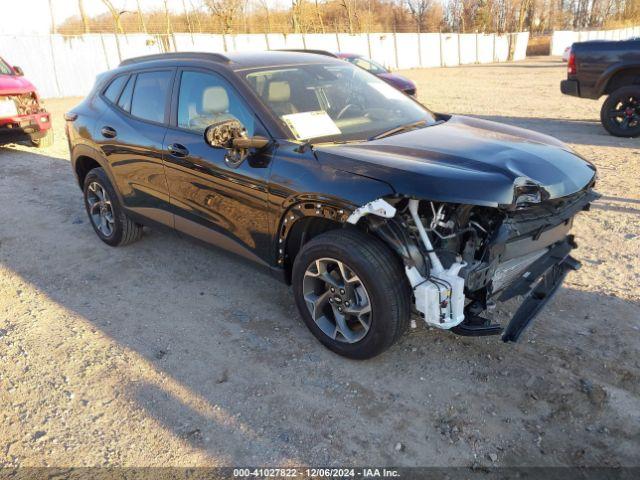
(83, 167, 143, 246)
(292, 228, 411, 359)
(600, 86, 640, 138)
(30, 129, 54, 148)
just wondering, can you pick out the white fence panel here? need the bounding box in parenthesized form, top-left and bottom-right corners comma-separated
(174, 33, 225, 53)
(367, 33, 397, 69)
(303, 34, 340, 52)
(1, 31, 534, 98)
(494, 35, 510, 62)
(476, 34, 494, 63)
(551, 26, 640, 55)
(395, 33, 420, 69)
(336, 33, 370, 58)
(282, 34, 305, 49)
(458, 34, 477, 65)
(513, 32, 529, 61)
(440, 33, 459, 67)
(229, 34, 268, 52)
(419, 33, 441, 67)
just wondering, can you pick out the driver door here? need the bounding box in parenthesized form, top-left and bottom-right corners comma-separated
(163, 68, 273, 265)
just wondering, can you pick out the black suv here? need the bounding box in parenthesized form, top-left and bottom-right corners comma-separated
(66, 51, 598, 359)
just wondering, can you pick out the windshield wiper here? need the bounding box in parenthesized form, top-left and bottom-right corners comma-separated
(369, 120, 429, 140)
(369, 119, 446, 140)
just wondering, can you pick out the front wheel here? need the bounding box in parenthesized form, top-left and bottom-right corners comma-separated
(600, 86, 640, 138)
(292, 228, 411, 359)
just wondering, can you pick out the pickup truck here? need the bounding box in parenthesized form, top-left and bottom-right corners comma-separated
(560, 38, 640, 137)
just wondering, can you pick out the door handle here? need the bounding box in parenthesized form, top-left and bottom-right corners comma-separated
(101, 126, 117, 138)
(168, 143, 189, 158)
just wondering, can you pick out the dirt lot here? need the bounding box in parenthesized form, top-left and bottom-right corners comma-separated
(1, 57, 639, 469)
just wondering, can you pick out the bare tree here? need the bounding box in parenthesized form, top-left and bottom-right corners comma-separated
(315, 0, 326, 33)
(257, 0, 273, 33)
(78, 0, 90, 33)
(406, 0, 432, 32)
(340, 0, 359, 34)
(135, 0, 148, 33)
(205, 0, 244, 34)
(291, 0, 304, 33)
(48, 0, 56, 33)
(101, 0, 126, 34)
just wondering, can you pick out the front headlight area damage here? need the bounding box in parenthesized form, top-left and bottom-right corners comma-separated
(348, 189, 598, 342)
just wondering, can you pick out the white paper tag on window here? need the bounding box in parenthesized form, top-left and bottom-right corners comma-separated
(281, 111, 341, 140)
(369, 82, 406, 100)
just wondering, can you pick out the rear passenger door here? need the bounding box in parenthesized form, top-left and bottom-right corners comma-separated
(163, 68, 273, 264)
(96, 68, 176, 227)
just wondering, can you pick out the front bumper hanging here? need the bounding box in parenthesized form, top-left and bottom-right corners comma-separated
(452, 238, 581, 342)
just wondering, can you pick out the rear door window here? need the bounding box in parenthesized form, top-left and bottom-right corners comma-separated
(130, 70, 173, 123)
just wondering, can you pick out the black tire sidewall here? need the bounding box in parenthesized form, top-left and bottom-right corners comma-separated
(292, 231, 407, 359)
(600, 86, 640, 138)
(83, 168, 125, 246)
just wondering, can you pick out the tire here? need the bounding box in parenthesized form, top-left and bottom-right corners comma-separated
(600, 86, 640, 138)
(30, 129, 54, 148)
(292, 228, 411, 359)
(83, 167, 143, 247)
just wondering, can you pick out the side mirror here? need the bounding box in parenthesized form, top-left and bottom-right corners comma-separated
(204, 119, 270, 168)
(13, 66, 24, 76)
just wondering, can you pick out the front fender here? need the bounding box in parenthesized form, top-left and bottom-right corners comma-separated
(269, 142, 395, 266)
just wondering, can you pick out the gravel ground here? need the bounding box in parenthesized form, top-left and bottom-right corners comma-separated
(0, 57, 639, 468)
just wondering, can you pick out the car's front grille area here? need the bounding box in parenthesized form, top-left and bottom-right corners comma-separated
(1, 92, 41, 115)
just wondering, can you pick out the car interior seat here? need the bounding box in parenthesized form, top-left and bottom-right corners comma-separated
(187, 86, 237, 131)
(266, 81, 298, 117)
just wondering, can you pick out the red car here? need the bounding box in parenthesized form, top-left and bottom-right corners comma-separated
(335, 53, 417, 97)
(0, 56, 53, 148)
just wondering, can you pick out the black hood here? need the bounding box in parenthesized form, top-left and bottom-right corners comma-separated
(314, 115, 596, 207)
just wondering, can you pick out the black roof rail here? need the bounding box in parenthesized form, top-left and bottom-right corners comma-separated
(276, 49, 338, 58)
(119, 52, 231, 67)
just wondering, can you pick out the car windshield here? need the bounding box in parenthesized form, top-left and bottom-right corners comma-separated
(0, 58, 13, 75)
(243, 62, 435, 143)
(347, 56, 387, 75)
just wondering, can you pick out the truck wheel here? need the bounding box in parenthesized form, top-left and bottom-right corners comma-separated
(600, 86, 640, 138)
(83, 167, 143, 247)
(292, 228, 411, 359)
(30, 129, 54, 148)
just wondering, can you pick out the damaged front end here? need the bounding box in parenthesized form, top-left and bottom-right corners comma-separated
(350, 184, 599, 342)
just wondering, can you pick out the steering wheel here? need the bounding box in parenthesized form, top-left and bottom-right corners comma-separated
(336, 103, 357, 120)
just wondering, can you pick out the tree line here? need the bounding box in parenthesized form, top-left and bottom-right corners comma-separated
(55, 0, 640, 36)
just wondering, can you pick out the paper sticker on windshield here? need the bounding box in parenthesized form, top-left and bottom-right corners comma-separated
(369, 82, 406, 100)
(281, 111, 341, 140)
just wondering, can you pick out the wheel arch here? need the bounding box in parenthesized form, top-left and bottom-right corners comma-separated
(277, 199, 353, 284)
(599, 64, 640, 96)
(277, 196, 411, 285)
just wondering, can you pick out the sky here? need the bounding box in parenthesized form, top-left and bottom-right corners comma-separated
(0, 0, 286, 35)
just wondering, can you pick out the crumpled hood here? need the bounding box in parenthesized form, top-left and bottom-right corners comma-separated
(314, 115, 596, 207)
(0, 74, 36, 95)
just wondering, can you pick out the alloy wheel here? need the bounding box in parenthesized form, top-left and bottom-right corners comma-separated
(302, 257, 372, 343)
(86, 181, 115, 237)
(607, 95, 640, 131)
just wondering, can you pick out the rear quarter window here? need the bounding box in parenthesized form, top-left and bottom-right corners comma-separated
(103, 75, 128, 104)
(130, 70, 173, 123)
